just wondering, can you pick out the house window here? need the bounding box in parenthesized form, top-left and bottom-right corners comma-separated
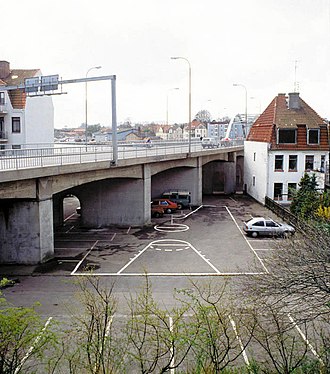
(288, 183, 297, 200)
(278, 129, 296, 144)
(308, 129, 319, 144)
(274, 183, 283, 200)
(12, 117, 21, 133)
(253, 152, 256, 161)
(12, 144, 21, 149)
(0, 92, 5, 105)
(305, 155, 314, 171)
(288, 155, 298, 171)
(252, 176, 256, 186)
(274, 155, 284, 171)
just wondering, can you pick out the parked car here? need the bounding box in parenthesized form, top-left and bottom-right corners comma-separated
(243, 217, 295, 238)
(202, 137, 220, 149)
(161, 190, 191, 209)
(151, 199, 178, 213)
(151, 205, 164, 218)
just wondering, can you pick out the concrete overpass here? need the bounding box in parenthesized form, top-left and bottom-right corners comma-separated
(0, 144, 244, 264)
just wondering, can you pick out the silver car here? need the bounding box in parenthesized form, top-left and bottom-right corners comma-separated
(201, 137, 220, 148)
(243, 217, 295, 238)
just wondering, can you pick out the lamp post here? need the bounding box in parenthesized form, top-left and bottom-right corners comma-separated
(233, 83, 247, 138)
(166, 87, 179, 126)
(85, 66, 101, 145)
(171, 57, 191, 153)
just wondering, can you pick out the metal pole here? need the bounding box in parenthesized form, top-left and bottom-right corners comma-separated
(85, 66, 101, 146)
(111, 76, 118, 165)
(171, 57, 192, 153)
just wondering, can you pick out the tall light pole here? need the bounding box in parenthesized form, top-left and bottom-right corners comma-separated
(166, 87, 179, 126)
(85, 66, 101, 145)
(171, 57, 191, 153)
(233, 83, 247, 138)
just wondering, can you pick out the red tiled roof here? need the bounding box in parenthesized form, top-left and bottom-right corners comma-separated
(2, 68, 40, 109)
(247, 93, 328, 150)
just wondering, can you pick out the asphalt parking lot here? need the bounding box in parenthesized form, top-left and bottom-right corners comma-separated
(1, 194, 289, 313)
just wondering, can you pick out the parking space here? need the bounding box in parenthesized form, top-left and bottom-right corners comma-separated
(49, 195, 293, 277)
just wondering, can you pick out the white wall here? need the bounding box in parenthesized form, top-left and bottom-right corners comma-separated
(268, 150, 328, 201)
(25, 95, 54, 144)
(244, 141, 269, 204)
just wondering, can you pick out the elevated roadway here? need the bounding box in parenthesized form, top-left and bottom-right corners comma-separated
(0, 140, 244, 264)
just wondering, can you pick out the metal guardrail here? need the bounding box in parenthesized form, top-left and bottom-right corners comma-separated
(265, 196, 299, 227)
(0, 139, 244, 171)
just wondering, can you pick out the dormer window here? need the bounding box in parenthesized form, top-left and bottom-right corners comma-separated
(0, 92, 4, 105)
(307, 128, 319, 144)
(277, 128, 296, 144)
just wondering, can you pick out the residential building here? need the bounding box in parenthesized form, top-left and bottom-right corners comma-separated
(93, 128, 142, 142)
(244, 92, 329, 204)
(0, 60, 54, 149)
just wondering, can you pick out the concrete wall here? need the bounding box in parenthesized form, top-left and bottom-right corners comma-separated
(151, 165, 202, 206)
(202, 160, 236, 194)
(74, 174, 151, 227)
(0, 199, 53, 264)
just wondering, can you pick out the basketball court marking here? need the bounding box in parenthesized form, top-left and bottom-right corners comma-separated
(71, 238, 267, 277)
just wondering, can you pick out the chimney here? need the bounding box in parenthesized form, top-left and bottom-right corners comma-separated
(0, 61, 10, 80)
(288, 92, 300, 110)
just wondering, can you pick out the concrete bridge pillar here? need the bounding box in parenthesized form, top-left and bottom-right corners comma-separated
(78, 165, 152, 227)
(0, 198, 54, 264)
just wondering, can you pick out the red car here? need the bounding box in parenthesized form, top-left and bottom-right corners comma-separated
(151, 199, 178, 213)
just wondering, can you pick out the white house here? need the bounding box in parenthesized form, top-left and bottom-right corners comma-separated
(0, 60, 54, 149)
(244, 92, 329, 204)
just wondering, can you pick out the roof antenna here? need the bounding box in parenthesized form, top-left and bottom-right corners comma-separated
(293, 60, 300, 92)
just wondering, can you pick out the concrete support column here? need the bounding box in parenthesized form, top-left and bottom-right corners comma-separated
(79, 177, 151, 227)
(0, 199, 54, 264)
(143, 164, 152, 224)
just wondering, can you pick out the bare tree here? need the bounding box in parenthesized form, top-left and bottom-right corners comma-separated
(246, 224, 330, 319)
(125, 276, 197, 373)
(175, 280, 255, 373)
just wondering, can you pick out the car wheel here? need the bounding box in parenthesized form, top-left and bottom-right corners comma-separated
(166, 208, 172, 214)
(283, 231, 293, 238)
(251, 231, 258, 238)
(177, 203, 183, 210)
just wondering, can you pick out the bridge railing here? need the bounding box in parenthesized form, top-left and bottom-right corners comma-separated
(0, 139, 244, 171)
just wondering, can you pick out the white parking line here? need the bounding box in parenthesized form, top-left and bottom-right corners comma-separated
(225, 206, 269, 274)
(229, 315, 250, 366)
(71, 240, 99, 275)
(288, 313, 325, 367)
(72, 271, 266, 277)
(14, 317, 53, 374)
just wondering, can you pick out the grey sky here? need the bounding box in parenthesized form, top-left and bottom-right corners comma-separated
(3, 0, 330, 128)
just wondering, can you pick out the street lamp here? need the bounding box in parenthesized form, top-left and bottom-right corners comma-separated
(233, 83, 247, 138)
(166, 87, 179, 126)
(85, 66, 102, 145)
(171, 57, 192, 153)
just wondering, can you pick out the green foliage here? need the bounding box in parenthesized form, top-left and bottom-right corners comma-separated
(290, 173, 320, 220)
(0, 290, 56, 374)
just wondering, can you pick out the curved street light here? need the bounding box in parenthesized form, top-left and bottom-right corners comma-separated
(85, 66, 102, 145)
(171, 57, 192, 153)
(233, 83, 247, 138)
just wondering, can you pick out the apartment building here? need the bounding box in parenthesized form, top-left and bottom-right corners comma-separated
(0, 60, 54, 149)
(244, 92, 329, 204)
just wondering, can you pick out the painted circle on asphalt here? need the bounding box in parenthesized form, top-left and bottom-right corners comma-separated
(154, 222, 189, 232)
(149, 239, 191, 252)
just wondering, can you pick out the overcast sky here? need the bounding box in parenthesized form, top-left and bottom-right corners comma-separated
(2, 0, 330, 128)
